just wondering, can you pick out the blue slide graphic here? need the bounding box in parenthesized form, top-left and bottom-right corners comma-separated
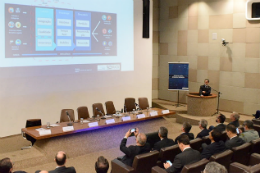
(56, 9, 75, 51)
(75, 11, 91, 51)
(35, 8, 56, 51)
(168, 63, 189, 90)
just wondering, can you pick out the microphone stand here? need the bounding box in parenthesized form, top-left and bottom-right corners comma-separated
(211, 87, 221, 116)
(100, 111, 106, 119)
(66, 114, 73, 126)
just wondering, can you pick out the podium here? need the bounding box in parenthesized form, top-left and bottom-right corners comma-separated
(187, 92, 217, 117)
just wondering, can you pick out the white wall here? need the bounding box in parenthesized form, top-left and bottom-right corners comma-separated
(0, 0, 153, 137)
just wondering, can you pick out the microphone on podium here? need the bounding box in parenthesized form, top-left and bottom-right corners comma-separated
(96, 107, 106, 119)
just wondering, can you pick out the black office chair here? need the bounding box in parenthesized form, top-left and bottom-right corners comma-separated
(21, 119, 42, 150)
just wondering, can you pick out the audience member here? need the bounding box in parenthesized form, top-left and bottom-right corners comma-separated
(175, 122, 194, 143)
(209, 114, 226, 132)
(238, 125, 245, 134)
(119, 128, 150, 166)
(253, 110, 260, 119)
(0, 157, 26, 173)
(203, 161, 227, 173)
(225, 124, 245, 149)
(163, 135, 201, 173)
(196, 119, 209, 138)
(239, 120, 259, 142)
(201, 128, 226, 159)
(228, 112, 240, 128)
(95, 156, 109, 173)
(152, 127, 174, 151)
(36, 151, 76, 173)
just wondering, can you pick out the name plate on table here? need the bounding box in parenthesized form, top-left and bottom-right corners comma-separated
(106, 119, 115, 124)
(63, 126, 74, 132)
(83, 120, 90, 123)
(39, 129, 51, 136)
(162, 110, 170, 114)
(122, 116, 131, 121)
(150, 111, 158, 116)
(137, 114, 146, 119)
(88, 122, 99, 127)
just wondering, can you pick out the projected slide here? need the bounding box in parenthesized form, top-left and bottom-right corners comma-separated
(5, 4, 117, 58)
(168, 62, 189, 90)
(0, 0, 134, 71)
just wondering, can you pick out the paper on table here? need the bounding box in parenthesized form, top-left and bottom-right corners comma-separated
(122, 116, 131, 121)
(83, 120, 90, 123)
(137, 114, 146, 119)
(35, 128, 45, 132)
(39, 129, 51, 136)
(150, 111, 158, 116)
(162, 110, 170, 114)
(50, 124, 60, 127)
(89, 122, 99, 127)
(62, 126, 74, 132)
(106, 119, 115, 124)
(104, 115, 112, 118)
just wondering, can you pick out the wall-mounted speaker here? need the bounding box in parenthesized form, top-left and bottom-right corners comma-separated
(143, 0, 150, 38)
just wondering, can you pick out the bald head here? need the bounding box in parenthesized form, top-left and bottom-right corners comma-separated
(136, 133, 147, 146)
(39, 171, 48, 173)
(55, 151, 66, 166)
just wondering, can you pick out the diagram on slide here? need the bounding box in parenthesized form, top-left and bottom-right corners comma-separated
(5, 3, 117, 58)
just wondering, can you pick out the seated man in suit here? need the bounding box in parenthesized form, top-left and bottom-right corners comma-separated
(199, 79, 211, 96)
(152, 127, 175, 151)
(201, 128, 226, 159)
(228, 112, 240, 128)
(119, 128, 150, 166)
(239, 120, 259, 142)
(163, 135, 201, 173)
(209, 114, 226, 132)
(175, 122, 194, 143)
(196, 119, 209, 138)
(0, 158, 27, 173)
(95, 156, 109, 173)
(36, 151, 76, 173)
(203, 162, 227, 173)
(225, 124, 245, 149)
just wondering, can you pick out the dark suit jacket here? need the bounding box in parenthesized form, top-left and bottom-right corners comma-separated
(228, 120, 240, 128)
(120, 138, 150, 166)
(196, 129, 209, 138)
(214, 123, 226, 132)
(199, 85, 211, 96)
(201, 141, 227, 159)
(35, 166, 76, 173)
(175, 133, 194, 144)
(166, 148, 201, 173)
(225, 136, 245, 149)
(48, 166, 76, 173)
(153, 138, 175, 151)
(14, 171, 27, 173)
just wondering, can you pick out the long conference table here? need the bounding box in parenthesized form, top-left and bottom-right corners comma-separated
(21, 108, 175, 140)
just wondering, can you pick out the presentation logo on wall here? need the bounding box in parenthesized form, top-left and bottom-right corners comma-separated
(108, 41, 113, 46)
(108, 29, 112, 34)
(103, 41, 107, 46)
(8, 21, 14, 28)
(8, 7, 14, 13)
(15, 39, 21, 46)
(102, 15, 107, 20)
(107, 15, 112, 21)
(15, 22, 21, 28)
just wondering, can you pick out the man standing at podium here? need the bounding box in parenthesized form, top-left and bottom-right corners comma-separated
(199, 79, 211, 96)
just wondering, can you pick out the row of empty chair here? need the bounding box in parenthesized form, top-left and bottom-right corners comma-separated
(60, 97, 149, 122)
(111, 131, 260, 173)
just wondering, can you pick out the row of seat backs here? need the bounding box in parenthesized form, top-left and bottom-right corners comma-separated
(60, 97, 149, 122)
(156, 136, 260, 170)
(152, 153, 260, 173)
